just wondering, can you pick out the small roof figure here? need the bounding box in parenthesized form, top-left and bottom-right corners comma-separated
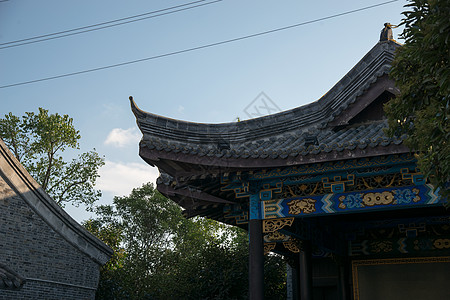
(380, 23, 397, 42)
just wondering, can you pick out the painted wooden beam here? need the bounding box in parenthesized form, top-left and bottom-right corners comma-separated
(249, 194, 264, 299)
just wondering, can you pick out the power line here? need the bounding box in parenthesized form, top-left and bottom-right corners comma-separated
(0, 0, 400, 89)
(0, 0, 213, 46)
(0, 0, 221, 49)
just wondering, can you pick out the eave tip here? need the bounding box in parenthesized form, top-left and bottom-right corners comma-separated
(129, 95, 145, 118)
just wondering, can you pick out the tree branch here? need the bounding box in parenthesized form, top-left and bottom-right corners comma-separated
(56, 179, 88, 204)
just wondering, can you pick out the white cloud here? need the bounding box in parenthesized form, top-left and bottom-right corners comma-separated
(97, 160, 159, 197)
(178, 105, 185, 114)
(104, 127, 141, 148)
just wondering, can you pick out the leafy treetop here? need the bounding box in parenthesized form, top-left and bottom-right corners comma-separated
(385, 0, 449, 199)
(0, 108, 105, 208)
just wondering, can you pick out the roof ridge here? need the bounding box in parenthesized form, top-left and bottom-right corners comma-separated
(0, 139, 113, 265)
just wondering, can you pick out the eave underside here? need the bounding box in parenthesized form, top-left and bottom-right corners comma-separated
(140, 143, 410, 177)
(153, 153, 422, 224)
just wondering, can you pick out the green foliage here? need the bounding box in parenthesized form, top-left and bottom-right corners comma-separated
(264, 254, 287, 300)
(385, 0, 449, 199)
(156, 220, 250, 300)
(87, 183, 286, 300)
(0, 108, 105, 208)
(0, 112, 31, 161)
(83, 219, 127, 299)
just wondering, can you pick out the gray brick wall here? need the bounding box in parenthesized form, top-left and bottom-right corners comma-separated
(0, 280, 95, 300)
(0, 177, 100, 300)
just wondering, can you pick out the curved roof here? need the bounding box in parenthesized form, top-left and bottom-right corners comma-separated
(0, 139, 113, 265)
(132, 40, 406, 174)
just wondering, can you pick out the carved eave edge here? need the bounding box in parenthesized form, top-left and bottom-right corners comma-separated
(0, 139, 113, 265)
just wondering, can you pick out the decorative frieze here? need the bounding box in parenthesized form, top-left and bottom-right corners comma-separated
(322, 174, 355, 193)
(264, 231, 290, 242)
(348, 223, 450, 256)
(259, 182, 283, 201)
(400, 167, 425, 185)
(281, 172, 415, 199)
(223, 204, 248, 224)
(262, 184, 441, 219)
(398, 223, 426, 237)
(220, 181, 250, 198)
(250, 154, 416, 180)
(263, 218, 294, 233)
(264, 243, 276, 255)
(287, 198, 316, 214)
(283, 239, 301, 253)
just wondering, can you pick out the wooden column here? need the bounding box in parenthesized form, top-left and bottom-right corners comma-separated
(249, 219, 264, 300)
(338, 259, 350, 300)
(299, 241, 313, 300)
(249, 194, 264, 300)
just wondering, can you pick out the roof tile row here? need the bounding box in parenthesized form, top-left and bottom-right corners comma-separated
(142, 120, 403, 160)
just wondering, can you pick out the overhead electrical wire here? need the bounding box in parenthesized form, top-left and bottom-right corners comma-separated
(0, 0, 400, 89)
(0, 0, 221, 50)
(0, 0, 217, 47)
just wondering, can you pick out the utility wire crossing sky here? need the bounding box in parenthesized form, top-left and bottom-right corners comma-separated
(0, 0, 222, 49)
(0, 0, 400, 89)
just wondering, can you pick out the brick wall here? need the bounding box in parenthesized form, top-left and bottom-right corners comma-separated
(0, 177, 100, 300)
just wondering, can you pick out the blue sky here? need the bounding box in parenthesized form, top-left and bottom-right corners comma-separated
(0, 0, 407, 222)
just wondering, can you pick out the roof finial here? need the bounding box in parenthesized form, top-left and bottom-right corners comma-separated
(380, 23, 398, 42)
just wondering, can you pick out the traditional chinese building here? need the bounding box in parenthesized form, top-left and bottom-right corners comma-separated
(130, 29, 449, 300)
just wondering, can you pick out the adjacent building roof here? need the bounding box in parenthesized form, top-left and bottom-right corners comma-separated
(0, 138, 113, 265)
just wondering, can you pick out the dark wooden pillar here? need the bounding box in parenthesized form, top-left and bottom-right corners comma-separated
(249, 219, 264, 300)
(249, 193, 264, 300)
(299, 241, 313, 300)
(338, 259, 350, 300)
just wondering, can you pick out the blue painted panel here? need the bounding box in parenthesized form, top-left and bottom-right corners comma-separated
(249, 194, 261, 220)
(262, 184, 442, 219)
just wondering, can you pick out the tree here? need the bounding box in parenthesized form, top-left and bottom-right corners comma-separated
(83, 219, 127, 299)
(89, 183, 187, 299)
(385, 0, 449, 199)
(0, 108, 105, 208)
(155, 218, 251, 300)
(87, 183, 287, 300)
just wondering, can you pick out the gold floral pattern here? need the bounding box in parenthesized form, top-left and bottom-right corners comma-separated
(287, 198, 316, 214)
(369, 240, 393, 253)
(283, 240, 301, 253)
(264, 243, 276, 255)
(363, 191, 394, 206)
(264, 231, 290, 242)
(263, 218, 294, 233)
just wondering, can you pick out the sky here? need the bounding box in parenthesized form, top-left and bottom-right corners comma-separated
(0, 0, 407, 222)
